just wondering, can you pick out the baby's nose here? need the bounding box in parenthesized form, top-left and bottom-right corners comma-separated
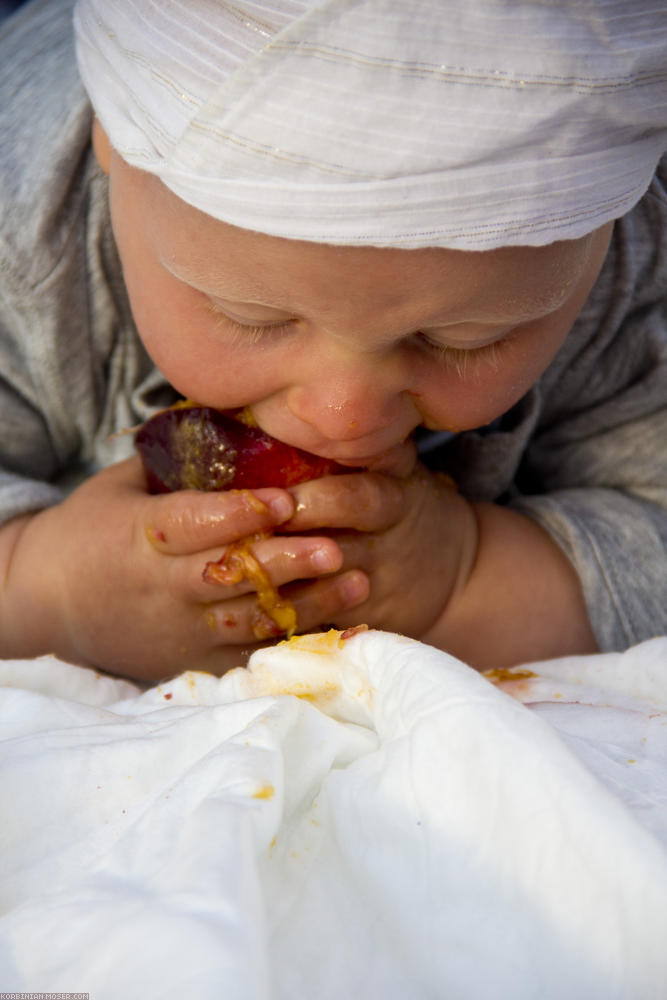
(285, 376, 409, 443)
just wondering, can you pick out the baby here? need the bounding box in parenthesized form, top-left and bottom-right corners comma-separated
(0, 0, 665, 680)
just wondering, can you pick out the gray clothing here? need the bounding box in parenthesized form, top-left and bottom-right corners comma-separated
(1, 0, 666, 652)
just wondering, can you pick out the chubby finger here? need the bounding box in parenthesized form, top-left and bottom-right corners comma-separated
(201, 569, 369, 645)
(143, 487, 295, 555)
(286, 569, 370, 633)
(173, 534, 343, 602)
(284, 472, 406, 533)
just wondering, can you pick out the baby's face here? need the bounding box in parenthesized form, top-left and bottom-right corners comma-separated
(106, 145, 611, 466)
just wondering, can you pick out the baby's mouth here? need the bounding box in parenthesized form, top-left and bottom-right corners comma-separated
(332, 441, 418, 478)
(235, 404, 418, 475)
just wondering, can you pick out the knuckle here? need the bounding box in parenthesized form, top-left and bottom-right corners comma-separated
(171, 498, 210, 543)
(153, 492, 227, 550)
(352, 473, 386, 507)
(204, 603, 244, 636)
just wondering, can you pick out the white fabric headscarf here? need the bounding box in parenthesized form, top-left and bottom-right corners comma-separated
(74, 0, 667, 249)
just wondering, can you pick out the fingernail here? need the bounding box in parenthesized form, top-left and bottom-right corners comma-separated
(311, 544, 339, 572)
(268, 494, 294, 523)
(339, 570, 368, 606)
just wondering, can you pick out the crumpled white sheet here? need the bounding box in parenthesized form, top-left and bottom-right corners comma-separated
(0, 630, 666, 1000)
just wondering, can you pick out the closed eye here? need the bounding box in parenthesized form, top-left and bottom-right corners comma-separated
(415, 331, 508, 374)
(204, 296, 512, 369)
(204, 300, 294, 344)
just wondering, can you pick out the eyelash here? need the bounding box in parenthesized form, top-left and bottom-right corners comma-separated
(204, 299, 508, 371)
(416, 333, 506, 374)
(204, 300, 293, 344)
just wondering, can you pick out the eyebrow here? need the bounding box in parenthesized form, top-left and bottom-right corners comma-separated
(423, 305, 553, 329)
(161, 257, 284, 307)
(163, 256, 566, 329)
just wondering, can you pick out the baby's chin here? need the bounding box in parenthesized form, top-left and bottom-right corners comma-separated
(337, 440, 418, 478)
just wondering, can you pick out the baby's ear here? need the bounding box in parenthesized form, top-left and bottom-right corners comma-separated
(92, 117, 111, 175)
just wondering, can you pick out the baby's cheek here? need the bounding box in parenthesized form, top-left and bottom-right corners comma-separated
(418, 345, 552, 432)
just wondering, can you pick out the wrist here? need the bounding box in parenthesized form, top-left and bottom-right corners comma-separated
(421, 501, 597, 670)
(0, 509, 72, 661)
(0, 513, 37, 657)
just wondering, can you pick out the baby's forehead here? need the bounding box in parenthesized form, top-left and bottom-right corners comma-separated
(140, 169, 595, 324)
(75, 0, 667, 251)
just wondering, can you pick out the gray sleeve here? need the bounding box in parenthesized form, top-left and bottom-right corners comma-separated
(510, 180, 667, 651)
(0, 193, 155, 528)
(513, 488, 666, 652)
(0, 267, 83, 524)
(0, 0, 85, 523)
(0, 0, 159, 527)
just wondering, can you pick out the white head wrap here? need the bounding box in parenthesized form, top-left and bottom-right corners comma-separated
(74, 0, 667, 249)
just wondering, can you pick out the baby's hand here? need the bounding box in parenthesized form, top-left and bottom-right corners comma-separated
(281, 466, 477, 640)
(0, 457, 369, 680)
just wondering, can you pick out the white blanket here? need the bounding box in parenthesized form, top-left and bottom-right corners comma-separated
(1, 630, 666, 999)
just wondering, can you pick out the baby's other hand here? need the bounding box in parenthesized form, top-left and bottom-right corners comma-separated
(282, 465, 477, 639)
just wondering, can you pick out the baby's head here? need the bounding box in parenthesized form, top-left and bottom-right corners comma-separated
(76, 0, 666, 463)
(93, 123, 612, 463)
